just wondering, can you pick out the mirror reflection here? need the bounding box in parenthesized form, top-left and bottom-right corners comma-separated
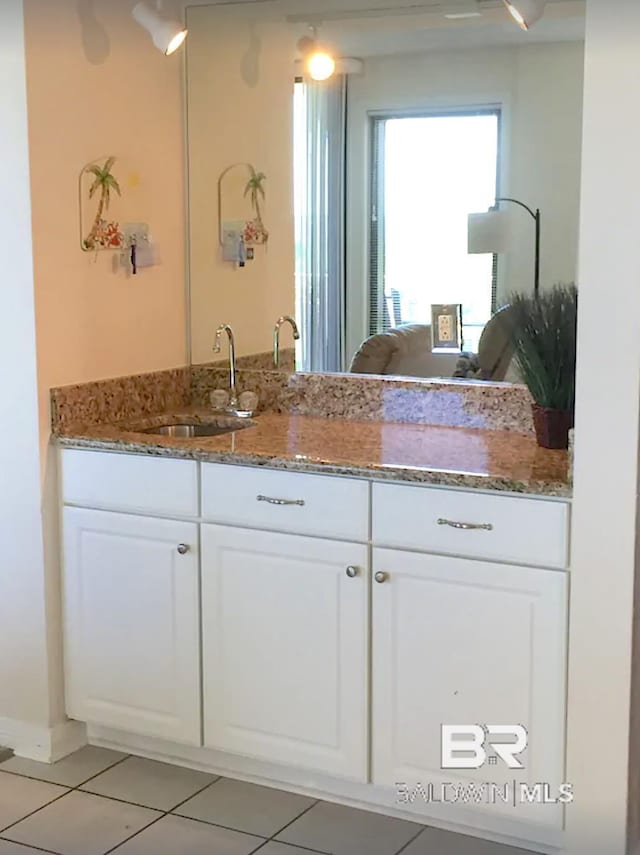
(187, 1, 585, 382)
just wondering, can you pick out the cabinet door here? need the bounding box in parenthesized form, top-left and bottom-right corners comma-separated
(202, 525, 368, 781)
(372, 548, 568, 837)
(63, 507, 201, 745)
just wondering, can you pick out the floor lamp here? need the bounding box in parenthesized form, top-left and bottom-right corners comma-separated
(468, 197, 541, 297)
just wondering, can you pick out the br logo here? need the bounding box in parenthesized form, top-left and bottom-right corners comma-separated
(441, 725, 528, 770)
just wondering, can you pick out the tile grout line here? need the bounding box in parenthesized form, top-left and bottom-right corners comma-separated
(70, 754, 133, 789)
(0, 836, 63, 855)
(102, 774, 225, 854)
(0, 752, 131, 790)
(393, 825, 428, 855)
(248, 799, 334, 855)
(1, 756, 424, 855)
(166, 809, 272, 840)
(0, 789, 72, 841)
(100, 812, 166, 855)
(0, 752, 133, 850)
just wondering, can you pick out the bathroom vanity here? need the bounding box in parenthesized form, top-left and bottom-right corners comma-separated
(55, 391, 571, 855)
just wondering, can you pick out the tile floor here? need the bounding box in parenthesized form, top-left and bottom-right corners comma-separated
(0, 747, 531, 854)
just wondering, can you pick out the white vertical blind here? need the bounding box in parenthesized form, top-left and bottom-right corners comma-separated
(294, 78, 347, 373)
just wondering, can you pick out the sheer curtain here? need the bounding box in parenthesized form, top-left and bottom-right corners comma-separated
(295, 76, 347, 373)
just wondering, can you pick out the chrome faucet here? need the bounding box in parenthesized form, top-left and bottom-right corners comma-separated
(213, 324, 239, 410)
(273, 315, 300, 368)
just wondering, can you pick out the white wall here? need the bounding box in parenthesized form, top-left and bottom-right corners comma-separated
(346, 42, 584, 362)
(566, 3, 640, 852)
(0, 0, 188, 759)
(0, 0, 54, 747)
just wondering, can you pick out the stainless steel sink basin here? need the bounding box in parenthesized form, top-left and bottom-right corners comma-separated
(142, 420, 250, 438)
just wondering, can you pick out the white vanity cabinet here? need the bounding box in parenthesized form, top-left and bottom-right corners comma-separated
(371, 547, 568, 834)
(59, 448, 571, 850)
(201, 525, 369, 780)
(62, 507, 201, 745)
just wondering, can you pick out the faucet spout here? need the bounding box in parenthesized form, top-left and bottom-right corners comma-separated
(273, 315, 300, 368)
(213, 323, 239, 408)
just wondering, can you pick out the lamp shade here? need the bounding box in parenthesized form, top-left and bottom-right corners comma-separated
(468, 210, 511, 255)
(502, 0, 547, 31)
(132, 2, 187, 55)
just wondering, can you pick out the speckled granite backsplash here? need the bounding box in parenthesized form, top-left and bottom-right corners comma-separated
(210, 349, 295, 373)
(191, 368, 536, 436)
(51, 367, 191, 430)
(51, 365, 535, 436)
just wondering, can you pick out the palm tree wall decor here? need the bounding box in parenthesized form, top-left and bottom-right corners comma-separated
(217, 162, 269, 249)
(243, 166, 268, 245)
(82, 157, 123, 251)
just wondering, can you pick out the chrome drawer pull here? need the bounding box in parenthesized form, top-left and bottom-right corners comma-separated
(437, 518, 493, 532)
(257, 495, 306, 507)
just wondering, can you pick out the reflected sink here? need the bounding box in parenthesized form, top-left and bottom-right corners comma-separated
(142, 419, 251, 439)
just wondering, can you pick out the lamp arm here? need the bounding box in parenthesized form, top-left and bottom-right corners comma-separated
(493, 197, 541, 297)
(495, 196, 538, 221)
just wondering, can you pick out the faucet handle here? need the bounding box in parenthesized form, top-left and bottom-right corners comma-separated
(213, 323, 234, 353)
(239, 391, 259, 414)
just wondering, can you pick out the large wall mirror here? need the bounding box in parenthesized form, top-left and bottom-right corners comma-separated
(186, 0, 585, 383)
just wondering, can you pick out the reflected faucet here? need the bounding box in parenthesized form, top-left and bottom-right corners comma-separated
(273, 315, 300, 368)
(213, 324, 239, 410)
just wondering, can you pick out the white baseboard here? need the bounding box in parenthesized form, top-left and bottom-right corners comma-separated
(0, 717, 87, 763)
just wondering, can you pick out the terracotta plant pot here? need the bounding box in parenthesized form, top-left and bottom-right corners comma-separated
(532, 404, 574, 450)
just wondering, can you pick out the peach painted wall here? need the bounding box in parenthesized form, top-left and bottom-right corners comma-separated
(23, 0, 187, 444)
(187, 4, 296, 364)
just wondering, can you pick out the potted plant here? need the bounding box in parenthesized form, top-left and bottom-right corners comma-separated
(509, 284, 578, 449)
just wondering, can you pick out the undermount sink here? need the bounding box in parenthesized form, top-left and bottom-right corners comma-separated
(142, 419, 251, 439)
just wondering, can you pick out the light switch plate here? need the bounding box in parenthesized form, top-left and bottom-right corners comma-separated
(122, 222, 149, 246)
(222, 220, 246, 262)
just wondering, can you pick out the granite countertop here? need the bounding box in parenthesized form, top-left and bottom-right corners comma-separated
(55, 408, 571, 497)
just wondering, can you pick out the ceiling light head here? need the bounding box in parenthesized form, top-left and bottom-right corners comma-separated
(297, 35, 316, 55)
(502, 0, 547, 30)
(297, 26, 336, 82)
(307, 50, 336, 81)
(132, 2, 188, 56)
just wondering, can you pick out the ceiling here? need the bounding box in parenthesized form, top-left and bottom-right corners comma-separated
(288, 1, 586, 58)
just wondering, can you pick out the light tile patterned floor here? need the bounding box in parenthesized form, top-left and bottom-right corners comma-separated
(0, 748, 531, 854)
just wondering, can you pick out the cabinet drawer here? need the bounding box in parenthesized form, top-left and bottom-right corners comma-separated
(372, 483, 569, 569)
(202, 463, 369, 541)
(61, 449, 199, 518)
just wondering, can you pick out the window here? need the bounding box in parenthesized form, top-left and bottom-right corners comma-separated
(369, 110, 500, 353)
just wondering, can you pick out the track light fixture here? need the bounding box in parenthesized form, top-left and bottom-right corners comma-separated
(297, 29, 336, 82)
(132, 2, 188, 56)
(502, 0, 547, 31)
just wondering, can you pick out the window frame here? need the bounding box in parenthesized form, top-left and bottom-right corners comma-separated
(368, 106, 503, 344)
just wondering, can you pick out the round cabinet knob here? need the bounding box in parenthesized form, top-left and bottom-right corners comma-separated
(177, 544, 191, 555)
(346, 566, 360, 578)
(374, 571, 389, 584)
